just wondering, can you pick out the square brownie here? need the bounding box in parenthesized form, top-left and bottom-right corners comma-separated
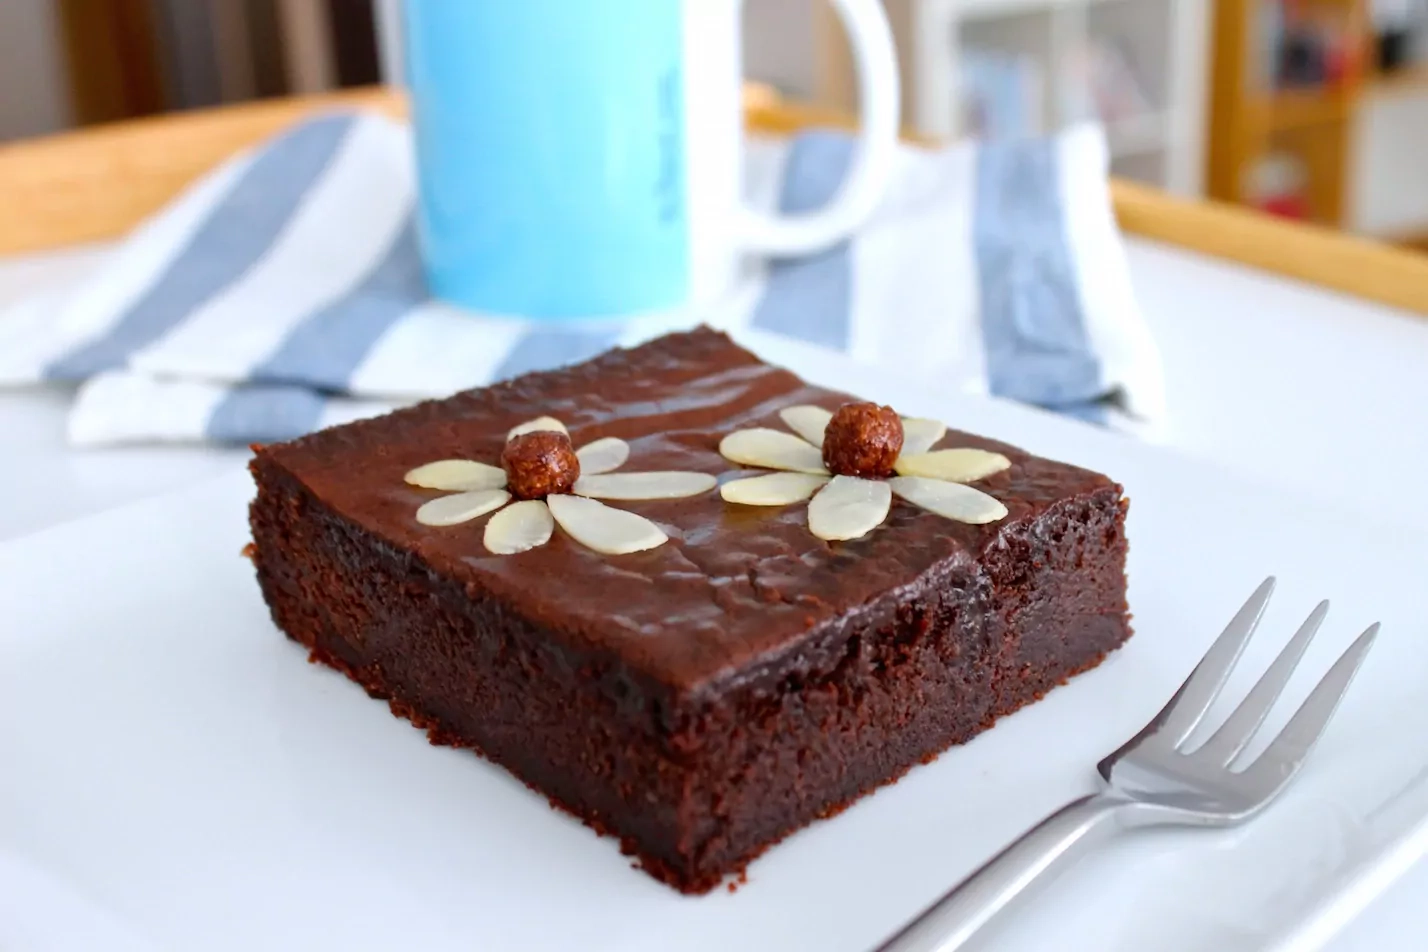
(247, 327, 1130, 893)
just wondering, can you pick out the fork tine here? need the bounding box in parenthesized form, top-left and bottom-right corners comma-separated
(1239, 622, 1379, 798)
(1193, 599, 1329, 766)
(1152, 577, 1276, 748)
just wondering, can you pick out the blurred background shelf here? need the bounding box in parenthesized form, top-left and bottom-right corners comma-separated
(813, 0, 1209, 194)
(799, 0, 1428, 242)
(1207, 0, 1428, 239)
(1368, 63, 1428, 96)
(4, 0, 1426, 251)
(1253, 89, 1355, 129)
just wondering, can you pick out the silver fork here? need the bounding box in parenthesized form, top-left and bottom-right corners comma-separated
(877, 577, 1379, 952)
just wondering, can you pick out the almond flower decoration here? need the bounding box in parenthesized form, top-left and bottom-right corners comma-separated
(719, 403, 1010, 541)
(405, 416, 716, 555)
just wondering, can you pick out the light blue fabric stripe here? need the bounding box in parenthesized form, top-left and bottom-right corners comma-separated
(45, 114, 358, 381)
(973, 138, 1104, 420)
(206, 385, 327, 444)
(493, 326, 626, 381)
(749, 132, 854, 350)
(249, 214, 425, 390)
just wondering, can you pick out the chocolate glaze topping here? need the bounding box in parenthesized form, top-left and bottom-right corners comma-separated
(261, 329, 1114, 695)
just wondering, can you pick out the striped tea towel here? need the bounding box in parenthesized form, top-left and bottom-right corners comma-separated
(0, 111, 1164, 445)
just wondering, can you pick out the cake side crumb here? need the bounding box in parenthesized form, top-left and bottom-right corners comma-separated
(283, 599, 1127, 895)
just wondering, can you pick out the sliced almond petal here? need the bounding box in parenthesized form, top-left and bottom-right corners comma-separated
(899, 417, 947, 455)
(547, 494, 667, 554)
(720, 472, 830, 505)
(574, 437, 629, 475)
(807, 475, 892, 542)
(572, 471, 717, 500)
(779, 405, 833, 448)
(894, 448, 1011, 482)
(483, 499, 554, 554)
(507, 416, 567, 441)
(415, 489, 511, 527)
(889, 476, 1008, 524)
(719, 428, 829, 475)
(404, 459, 507, 492)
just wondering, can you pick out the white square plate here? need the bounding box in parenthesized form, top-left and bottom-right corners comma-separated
(4, 339, 1428, 952)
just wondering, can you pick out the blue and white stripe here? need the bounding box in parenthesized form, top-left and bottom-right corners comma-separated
(0, 112, 1163, 446)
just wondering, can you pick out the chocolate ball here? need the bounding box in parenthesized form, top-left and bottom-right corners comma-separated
(501, 431, 580, 500)
(822, 402, 903, 478)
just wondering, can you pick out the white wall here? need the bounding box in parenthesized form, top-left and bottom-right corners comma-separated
(0, 0, 71, 141)
(373, 0, 404, 84)
(743, 0, 818, 98)
(1351, 94, 1428, 237)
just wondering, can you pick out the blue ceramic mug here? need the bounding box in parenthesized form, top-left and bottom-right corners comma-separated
(402, 0, 899, 319)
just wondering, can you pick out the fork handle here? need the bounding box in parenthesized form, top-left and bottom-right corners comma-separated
(876, 793, 1131, 952)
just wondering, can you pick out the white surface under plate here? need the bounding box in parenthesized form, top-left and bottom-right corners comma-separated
(3, 341, 1428, 952)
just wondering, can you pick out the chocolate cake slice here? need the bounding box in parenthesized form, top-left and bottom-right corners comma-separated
(247, 327, 1130, 893)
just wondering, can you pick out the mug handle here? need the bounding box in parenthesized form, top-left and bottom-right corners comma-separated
(741, 0, 900, 257)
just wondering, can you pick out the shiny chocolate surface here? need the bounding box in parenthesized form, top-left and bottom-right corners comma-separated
(261, 329, 1115, 692)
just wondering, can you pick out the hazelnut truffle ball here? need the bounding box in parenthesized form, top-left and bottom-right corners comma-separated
(821, 402, 904, 478)
(501, 430, 580, 500)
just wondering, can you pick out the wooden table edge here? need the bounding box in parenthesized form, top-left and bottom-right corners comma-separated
(2, 85, 1425, 316)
